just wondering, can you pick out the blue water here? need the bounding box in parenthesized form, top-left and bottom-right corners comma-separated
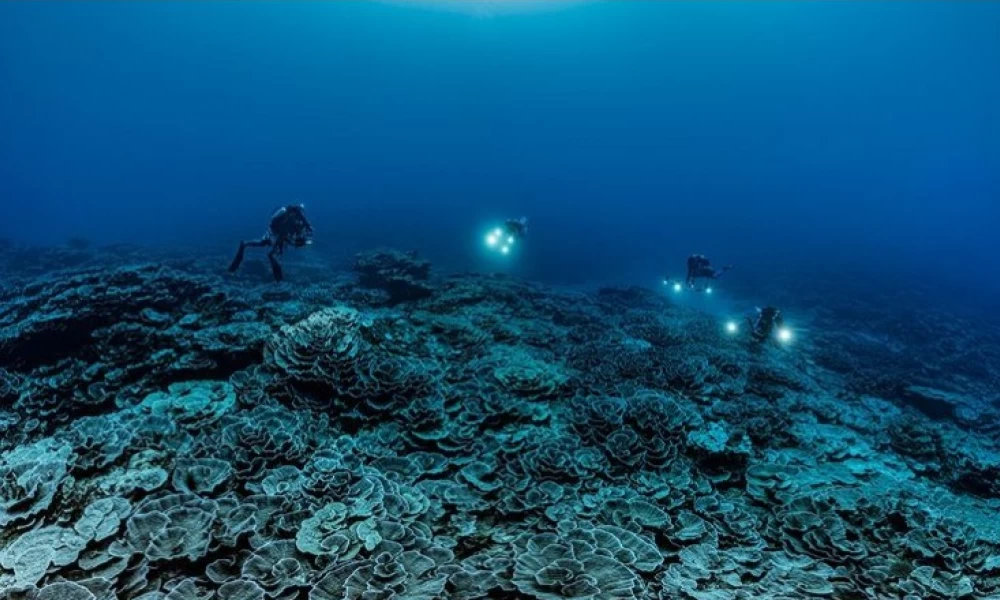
(2, 1, 998, 293)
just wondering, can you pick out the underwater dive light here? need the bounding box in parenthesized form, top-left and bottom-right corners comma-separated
(725, 321, 739, 334)
(673, 282, 683, 293)
(777, 327, 793, 343)
(705, 287, 713, 295)
(485, 227, 509, 252)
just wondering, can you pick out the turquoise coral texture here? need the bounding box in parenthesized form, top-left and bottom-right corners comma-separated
(0, 245, 999, 599)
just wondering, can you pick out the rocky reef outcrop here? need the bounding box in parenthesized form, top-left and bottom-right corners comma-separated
(353, 248, 433, 304)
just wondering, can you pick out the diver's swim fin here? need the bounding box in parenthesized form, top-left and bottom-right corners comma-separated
(229, 243, 245, 272)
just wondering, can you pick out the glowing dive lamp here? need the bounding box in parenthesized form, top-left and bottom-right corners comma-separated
(485, 225, 518, 255)
(777, 327, 793, 343)
(705, 287, 713, 295)
(673, 283, 683, 293)
(725, 321, 738, 335)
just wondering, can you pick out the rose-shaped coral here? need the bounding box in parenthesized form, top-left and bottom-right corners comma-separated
(172, 457, 232, 495)
(242, 540, 312, 598)
(567, 397, 627, 445)
(604, 427, 646, 470)
(0, 441, 71, 528)
(296, 502, 367, 560)
(493, 350, 569, 401)
(266, 306, 436, 413)
(514, 529, 643, 599)
(115, 493, 218, 562)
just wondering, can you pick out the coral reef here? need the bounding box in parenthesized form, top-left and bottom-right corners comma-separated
(353, 248, 433, 304)
(1, 244, 999, 599)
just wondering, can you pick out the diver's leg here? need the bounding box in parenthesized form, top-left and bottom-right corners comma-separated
(229, 238, 269, 273)
(714, 265, 735, 278)
(268, 247, 284, 282)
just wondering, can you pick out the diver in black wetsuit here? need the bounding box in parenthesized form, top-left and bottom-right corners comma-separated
(229, 204, 314, 282)
(685, 254, 734, 289)
(747, 306, 784, 342)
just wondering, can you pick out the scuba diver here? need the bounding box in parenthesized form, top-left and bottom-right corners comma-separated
(229, 204, 314, 282)
(485, 217, 529, 254)
(504, 217, 529, 241)
(747, 306, 784, 342)
(685, 254, 734, 290)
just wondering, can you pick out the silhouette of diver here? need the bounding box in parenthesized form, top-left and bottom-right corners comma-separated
(747, 306, 784, 342)
(229, 204, 313, 282)
(504, 217, 530, 241)
(685, 254, 734, 289)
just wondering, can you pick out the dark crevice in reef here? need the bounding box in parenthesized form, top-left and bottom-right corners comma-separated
(0, 316, 108, 370)
(1, 246, 999, 599)
(180, 350, 265, 382)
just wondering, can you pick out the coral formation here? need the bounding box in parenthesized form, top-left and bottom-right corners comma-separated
(353, 248, 433, 304)
(1, 245, 999, 599)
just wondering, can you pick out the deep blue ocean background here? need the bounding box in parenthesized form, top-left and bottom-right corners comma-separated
(2, 0, 998, 298)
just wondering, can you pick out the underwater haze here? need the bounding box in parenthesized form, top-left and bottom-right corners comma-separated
(2, 1, 999, 294)
(4, 3, 1000, 600)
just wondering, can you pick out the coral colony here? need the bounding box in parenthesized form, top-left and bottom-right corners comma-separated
(0, 243, 998, 599)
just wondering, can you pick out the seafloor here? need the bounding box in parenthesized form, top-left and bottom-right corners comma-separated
(1, 243, 999, 600)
